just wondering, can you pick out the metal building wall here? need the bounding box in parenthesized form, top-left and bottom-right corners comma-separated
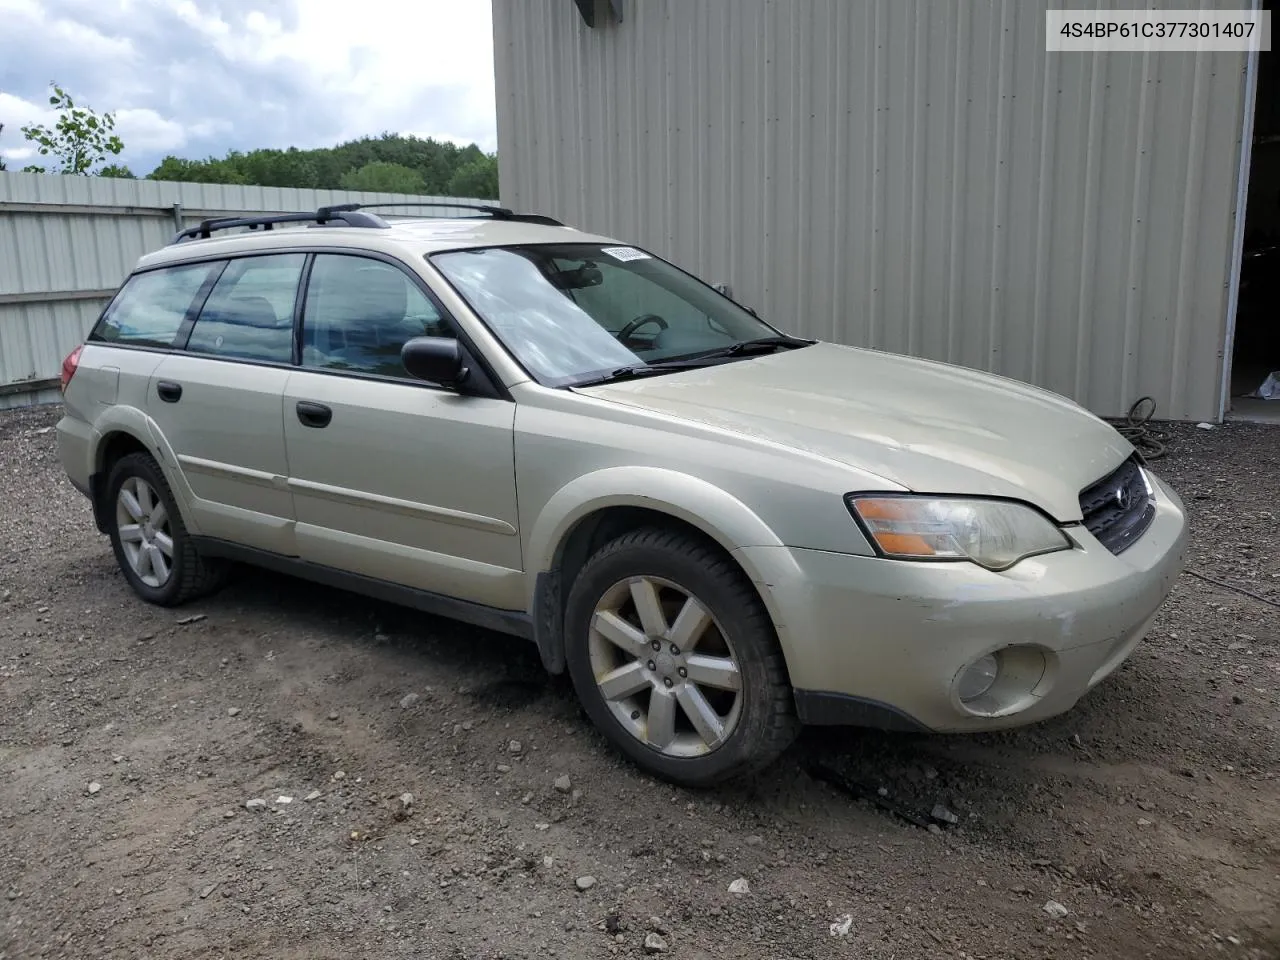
(0, 172, 490, 409)
(493, 0, 1252, 421)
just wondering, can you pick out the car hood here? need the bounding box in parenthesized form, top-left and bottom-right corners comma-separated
(576, 342, 1132, 521)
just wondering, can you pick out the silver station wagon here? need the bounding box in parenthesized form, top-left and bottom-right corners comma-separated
(56, 203, 1189, 786)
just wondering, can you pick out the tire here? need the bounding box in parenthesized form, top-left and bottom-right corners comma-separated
(105, 452, 228, 606)
(564, 527, 800, 787)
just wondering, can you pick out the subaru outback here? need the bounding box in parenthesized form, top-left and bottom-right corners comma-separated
(56, 203, 1188, 786)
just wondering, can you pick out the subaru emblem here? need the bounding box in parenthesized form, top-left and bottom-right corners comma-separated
(1115, 485, 1133, 510)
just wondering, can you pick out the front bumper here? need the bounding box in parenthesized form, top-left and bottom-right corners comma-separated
(739, 472, 1189, 733)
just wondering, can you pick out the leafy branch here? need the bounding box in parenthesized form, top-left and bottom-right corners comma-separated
(21, 83, 125, 175)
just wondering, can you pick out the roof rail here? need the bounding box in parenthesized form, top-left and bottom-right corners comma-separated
(316, 201, 565, 227)
(169, 201, 565, 245)
(170, 207, 390, 244)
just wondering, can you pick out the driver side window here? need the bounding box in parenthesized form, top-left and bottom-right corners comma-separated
(300, 254, 452, 379)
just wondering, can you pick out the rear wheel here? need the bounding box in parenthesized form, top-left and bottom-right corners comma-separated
(105, 452, 227, 606)
(564, 527, 799, 786)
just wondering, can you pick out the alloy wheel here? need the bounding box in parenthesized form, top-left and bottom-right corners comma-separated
(115, 476, 174, 588)
(587, 575, 743, 758)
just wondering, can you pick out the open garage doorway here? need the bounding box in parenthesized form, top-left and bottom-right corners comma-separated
(1229, 0, 1280, 421)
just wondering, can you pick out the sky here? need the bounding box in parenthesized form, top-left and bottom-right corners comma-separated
(0, 0, 498, 175)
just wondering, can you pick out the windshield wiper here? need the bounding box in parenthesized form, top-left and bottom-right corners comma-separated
(720, 335, 814, 356)
(570, 359, 716, 387)
(571, 336, 814, 387)
(658, 335, 814, 365)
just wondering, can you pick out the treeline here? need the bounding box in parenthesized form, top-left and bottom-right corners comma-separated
(144, 133, 498, 198)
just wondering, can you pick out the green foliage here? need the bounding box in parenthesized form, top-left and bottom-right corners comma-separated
(339, 161, 426, 195)
(147, 133, 499, 198)
(20, 83, 125, 175)
(237, 148, 321, 188)
(446, 154, 499, 200)
(148, 155, 249, 185)
(97, 163, 135, 179)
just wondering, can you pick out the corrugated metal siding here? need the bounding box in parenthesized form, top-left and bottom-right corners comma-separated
(0, 172, 491, 409)
(493, 0, 1251, 420)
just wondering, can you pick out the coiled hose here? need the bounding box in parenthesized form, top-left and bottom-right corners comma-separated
(1106, 396, 1169, 460)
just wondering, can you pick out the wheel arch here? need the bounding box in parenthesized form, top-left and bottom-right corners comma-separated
(527, 468, 789, 676)
(87, 407, 192, 535)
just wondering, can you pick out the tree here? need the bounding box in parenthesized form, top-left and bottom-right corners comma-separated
(148, 155, 248, 184)
(339, 161, 426, 195)
(21, 83, 124, 175)
(97, 163, 135, 178)
(237, 148, 320, 189)
(143, 133, 498, 195)
(0, 123, 6, 171)
(446, 154, 499, 199)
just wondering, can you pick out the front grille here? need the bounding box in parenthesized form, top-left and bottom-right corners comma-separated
(1078, 455, 1155, 554)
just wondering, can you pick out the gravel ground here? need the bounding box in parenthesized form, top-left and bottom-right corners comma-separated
(1, 402, 1277, 960)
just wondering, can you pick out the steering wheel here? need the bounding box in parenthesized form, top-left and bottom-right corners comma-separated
(616, 313, 669, 342)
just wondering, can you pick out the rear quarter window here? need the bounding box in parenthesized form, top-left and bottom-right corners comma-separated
(91, 262, 221, 348)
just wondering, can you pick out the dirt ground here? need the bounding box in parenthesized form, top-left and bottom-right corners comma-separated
(1, 402, 1277, 960)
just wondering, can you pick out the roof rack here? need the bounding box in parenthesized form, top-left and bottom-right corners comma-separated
(169, 201, 565, 245)
(171, 207, 390, 244)
(315, 202, 565, 227)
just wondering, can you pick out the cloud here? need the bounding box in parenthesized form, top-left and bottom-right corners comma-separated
(114, 108, 188, 152)
(0, 91, 48, 127)
(0, 0, 496, 173)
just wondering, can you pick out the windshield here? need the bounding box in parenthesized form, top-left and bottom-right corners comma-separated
(428, 243, 783, 386)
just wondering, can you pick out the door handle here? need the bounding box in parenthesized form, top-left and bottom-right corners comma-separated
(296, 400, 332, 428)
(156, 380, 183, 403)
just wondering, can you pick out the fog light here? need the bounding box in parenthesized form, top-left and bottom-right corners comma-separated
(957, 654, 999, 702)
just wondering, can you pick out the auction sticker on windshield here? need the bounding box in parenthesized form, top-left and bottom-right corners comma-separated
(600, 246, 651, 262)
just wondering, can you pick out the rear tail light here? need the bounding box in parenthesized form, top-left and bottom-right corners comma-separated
(61, 345, 83, 392)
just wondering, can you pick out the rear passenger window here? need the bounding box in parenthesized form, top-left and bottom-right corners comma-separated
(92, 262, 218, 348)
(184, 254, 305, 363)
(300, 254, 452, 379)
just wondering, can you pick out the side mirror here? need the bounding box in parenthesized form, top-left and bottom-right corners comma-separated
(402, 336, 469, 388)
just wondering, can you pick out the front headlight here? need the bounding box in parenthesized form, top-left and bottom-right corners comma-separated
(845, 495, 1071, 571)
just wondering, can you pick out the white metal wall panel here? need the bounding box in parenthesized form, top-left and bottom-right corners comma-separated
(0, 171, 492, 409)
(493, 0, 1250, 420)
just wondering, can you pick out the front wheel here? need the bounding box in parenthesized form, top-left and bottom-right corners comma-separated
(564, 527, 800, 787)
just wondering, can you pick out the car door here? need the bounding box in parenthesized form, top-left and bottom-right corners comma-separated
(282, 252, 523, 611)
(145, 252, 306, 556)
